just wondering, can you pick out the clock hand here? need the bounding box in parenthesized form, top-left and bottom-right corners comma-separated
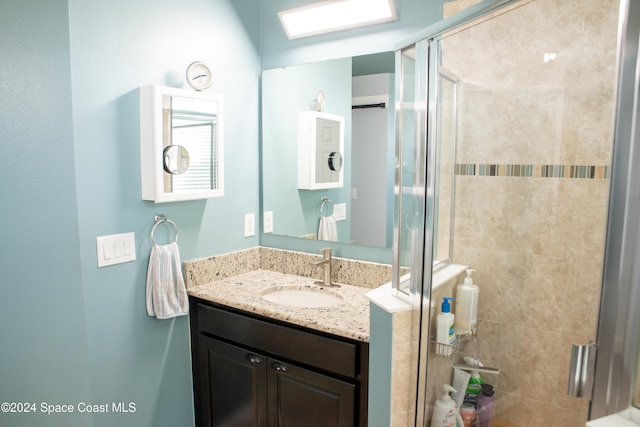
(192, 74, 207, 81)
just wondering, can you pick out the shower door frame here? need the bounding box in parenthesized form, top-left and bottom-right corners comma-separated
(591, 0, 640, 420)
(393, 0, 640, 424)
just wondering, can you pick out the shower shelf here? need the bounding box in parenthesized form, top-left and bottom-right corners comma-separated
(430, 325, 481, 359)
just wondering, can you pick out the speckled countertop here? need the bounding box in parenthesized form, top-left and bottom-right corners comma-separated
(187, 269, 370, 342)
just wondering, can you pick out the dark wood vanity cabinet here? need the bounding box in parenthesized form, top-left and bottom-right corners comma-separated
(189, 297, 369, 427)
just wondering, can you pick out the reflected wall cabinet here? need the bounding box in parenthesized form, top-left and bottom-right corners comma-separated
(140, 85, 224, 203)
(298, 111, 345, 190)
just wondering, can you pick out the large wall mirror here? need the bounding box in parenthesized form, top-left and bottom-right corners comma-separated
(261, 52, 455, 265)
(262, 53, 395, 251)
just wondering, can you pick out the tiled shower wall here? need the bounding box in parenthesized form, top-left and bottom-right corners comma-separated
(439, 0, 620, 426)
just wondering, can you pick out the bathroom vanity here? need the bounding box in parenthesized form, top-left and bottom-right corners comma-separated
(186, 267, 372, 427)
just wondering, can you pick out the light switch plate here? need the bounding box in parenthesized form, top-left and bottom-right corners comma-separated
(96, 232, 136, 267)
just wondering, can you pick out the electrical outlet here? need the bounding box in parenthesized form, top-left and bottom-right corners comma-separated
(333, 203, 347, 221)
(244, 213, 255, 237)
(264, 211, 274, 233)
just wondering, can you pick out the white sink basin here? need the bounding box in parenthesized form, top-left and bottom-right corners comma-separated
(262, 285, 343, 308)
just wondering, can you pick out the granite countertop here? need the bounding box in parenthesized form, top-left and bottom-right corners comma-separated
(187, 269, 370, 342)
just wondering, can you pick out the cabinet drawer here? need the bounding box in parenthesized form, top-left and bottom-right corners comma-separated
(195, 302, 358, 378)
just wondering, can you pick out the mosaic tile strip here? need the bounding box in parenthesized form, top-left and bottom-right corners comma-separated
(541, 164, 565, 178)
(454, 163, 476, 176)
(506, 164, 534, 177)
(478, 164, 501, 176)
(454, 164, 610, 179)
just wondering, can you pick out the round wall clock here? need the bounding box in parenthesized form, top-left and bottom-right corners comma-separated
(186, 61, 212, 91)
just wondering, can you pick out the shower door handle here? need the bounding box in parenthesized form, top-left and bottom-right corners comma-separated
(567, 341, 597, 399)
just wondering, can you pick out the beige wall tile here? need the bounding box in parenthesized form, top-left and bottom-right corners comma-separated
(495, 391, 555, 427)
(551, 406, 589, 427)
(498, 324, 563, 396)
(452, 176, 511, 250)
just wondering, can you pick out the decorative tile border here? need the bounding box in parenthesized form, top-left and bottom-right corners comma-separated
(454, 164, 609, 179)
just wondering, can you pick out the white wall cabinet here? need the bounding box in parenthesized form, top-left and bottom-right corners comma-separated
(140, 85, 224, 203)
(297, 111, 344, 190)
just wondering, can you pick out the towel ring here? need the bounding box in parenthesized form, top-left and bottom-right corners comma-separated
(151, 214, 179, 245)
(319, 197, 334, 218)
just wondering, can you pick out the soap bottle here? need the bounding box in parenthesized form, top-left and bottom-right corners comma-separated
(476, 383, 495, 427)
(430, 384, 464, 427)
(463, 357, 484, 406)
(436, 297, 455, 357)
(455, 269, 479, 336)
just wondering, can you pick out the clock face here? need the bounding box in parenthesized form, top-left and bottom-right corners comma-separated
(186, 61, 212, 91)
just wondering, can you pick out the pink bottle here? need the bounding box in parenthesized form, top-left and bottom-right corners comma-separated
(476, 384, 495, 427)
(460, 403, 476, 427)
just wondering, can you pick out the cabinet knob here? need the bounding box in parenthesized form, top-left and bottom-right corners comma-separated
(271, 362, 289, 372)
(246, 354, 263, 364)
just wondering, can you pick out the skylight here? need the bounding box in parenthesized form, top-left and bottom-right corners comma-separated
(278, 0, 397, 40)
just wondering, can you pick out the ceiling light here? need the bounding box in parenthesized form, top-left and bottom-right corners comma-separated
(278, 0, 397, 40)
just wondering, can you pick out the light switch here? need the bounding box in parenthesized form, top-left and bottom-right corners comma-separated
(114, 241, 123, 258)
(96, 232, 136, 267)
(103, 242, 114, 260)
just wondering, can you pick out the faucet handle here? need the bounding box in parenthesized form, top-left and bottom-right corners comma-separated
(317, 248, 332, 258)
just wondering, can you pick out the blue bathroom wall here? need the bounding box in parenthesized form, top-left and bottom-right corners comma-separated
(1, 0, 260, 426)
(68, 0, 260, 425)
(0, 1, 93, 426)
(262, 58, 352, 240)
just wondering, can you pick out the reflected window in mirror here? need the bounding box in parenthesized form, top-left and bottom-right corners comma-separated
(164, 95, 220, 193)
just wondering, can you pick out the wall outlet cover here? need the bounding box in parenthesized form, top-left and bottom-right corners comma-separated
(244, 213, 255, 237)
(334, 203, 347, 221)
(264, 211, 274, 233)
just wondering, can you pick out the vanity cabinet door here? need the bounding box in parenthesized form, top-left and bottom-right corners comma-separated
(198, 335, 268, 427)
(267, 360, 356, 427)
(190, 299, 368, 427)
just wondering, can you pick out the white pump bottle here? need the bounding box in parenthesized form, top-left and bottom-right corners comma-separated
(455, 269, 479, 335)
(430, 384, 464, 427)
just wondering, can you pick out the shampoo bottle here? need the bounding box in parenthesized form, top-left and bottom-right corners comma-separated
(476, 384, 495, 427)
(430, 384, 464, 427)
(455, 269, 479, 335)
(436, 297, 455, 356)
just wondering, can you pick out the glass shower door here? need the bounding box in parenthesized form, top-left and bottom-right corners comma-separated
(393, 0, 623, 426)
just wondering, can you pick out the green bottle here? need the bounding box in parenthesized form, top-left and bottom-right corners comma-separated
(463, 357, 484, 406)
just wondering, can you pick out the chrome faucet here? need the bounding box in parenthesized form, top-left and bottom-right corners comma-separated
(311, 248, 340, 288)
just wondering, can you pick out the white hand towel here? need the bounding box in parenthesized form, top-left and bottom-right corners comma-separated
(318, 215, 338, 242)
(145, 242, 189, 319)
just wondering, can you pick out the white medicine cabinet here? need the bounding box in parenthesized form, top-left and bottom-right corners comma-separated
(297, 111, 345, 190)
(140, 85, 224, 203)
